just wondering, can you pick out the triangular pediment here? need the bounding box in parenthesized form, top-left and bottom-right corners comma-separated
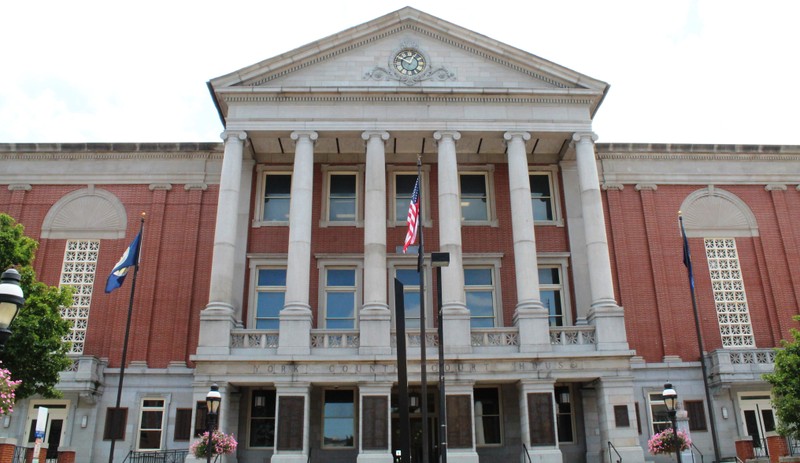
(209, 7, 608, 115)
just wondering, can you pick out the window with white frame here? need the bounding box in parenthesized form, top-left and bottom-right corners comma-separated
(395, 267, 422, 328)
(648, 392, 672, 434)
(474, 387, 502, 445)
(59, 240, 100, 355)
(460, 173, 489, 222)
(704, 238, 755, 347)
(137, 399, 165, 450)
(539, 267, 565, 327)
(320, 167, 365, 226)
(323, 389, 355, 447)
(465, 267, 497, 328)
(530, 172, 555, 222)
(323, 268, 358, 329)
(254, 267, 286, 329)
(262, 173, 291, 222)
(249, 390, 276, 448)
(393, 173, 419, 224)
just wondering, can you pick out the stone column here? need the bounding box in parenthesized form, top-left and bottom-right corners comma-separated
(595, 377, 645, 463)
(357, 382, 393, 463)
(573, 132, 628, 350)
(505, 131, 551, 352)
(360, 131, 391, 355)
(273, 383, 311, 463)
(518, 380, 561, 463)
(433, 131, 471, 353)
(278, 131, 318, 355)
(198, 130, 247, 355)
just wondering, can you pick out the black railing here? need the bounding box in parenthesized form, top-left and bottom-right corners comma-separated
(12, 446, 57, 463)
(689, 441, 703, 463)
(521, 443, 533, 463)
(790, 435, 800, 456)
(123, 449, 190, 463)
(607, 441, 622, 463)
(752, 437, 769, 458)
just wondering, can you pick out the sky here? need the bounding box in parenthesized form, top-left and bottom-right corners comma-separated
(1, 0, 798, 145)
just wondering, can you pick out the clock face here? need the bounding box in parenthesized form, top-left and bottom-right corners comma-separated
(393, 49, 426, 76)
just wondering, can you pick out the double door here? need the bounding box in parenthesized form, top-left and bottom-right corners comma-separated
(26, 403, 69, 459)
(740, 394, 776, 456)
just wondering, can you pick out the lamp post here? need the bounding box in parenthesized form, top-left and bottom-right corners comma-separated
(0, 269, 24, 350)
(206, 384, 221, 463)
(662, 383, 682, 463)
(431, 252, 449, 463)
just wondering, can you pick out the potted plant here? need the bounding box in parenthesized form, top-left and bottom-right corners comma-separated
(648, 428, 691, 455)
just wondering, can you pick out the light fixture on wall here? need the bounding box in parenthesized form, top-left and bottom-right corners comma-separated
(2, 415, 9, 428)
(254, 394, 266, 408)
(559, 391, 571, 404)
(721, 406, 729, 419)
(408, 393, 420, 412)
(81, 415, 88, 428)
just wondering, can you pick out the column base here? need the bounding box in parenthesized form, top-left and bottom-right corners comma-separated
(443, 303, 472, 354)
(356, 452, 393, 463)
(278, 304, 312, 355)
(359, 305, 392, 355)
(513, 302, 552, 353)
(196, 303, 237, 356)
(588, 303, 630, 351)
(271, 454, 308, 463)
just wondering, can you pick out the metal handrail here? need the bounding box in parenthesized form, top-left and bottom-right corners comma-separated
(521, 443, 533, 463)
(123, 449, 190, 463)
(607, 441, 622, 463)
(689, 441, 703, 463)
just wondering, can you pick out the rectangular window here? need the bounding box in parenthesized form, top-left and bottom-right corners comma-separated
(394, 174, 419, 223)
(530, 173, 554, 221)
(137, 399, 165, 450)
(249, 390, 276, 448)
(325, 268, 357, 329)
(396, 268, 422, 328)
(474, 388, 502, 445)
(705, 238, 755, 347)
(323, 390, 355, 448)
(193, 402, 207, 437)
(59, 240, 100, 355)
(174, 409, 192, 441)
(255, 268, 286, 329)
(685, 400, 707, 431)
(328, 173, 357, 222)
(649, 392, 672, 434)
(460, 173, 488, 222)
(465, 268, 496, 328)
(539, 267, 565, 327)
(263, 173, 291, 222)
(555, 386, 574, 443)
(103, 407, 127, 441)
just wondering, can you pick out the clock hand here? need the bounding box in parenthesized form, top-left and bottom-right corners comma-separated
(402, 56, 415, 64)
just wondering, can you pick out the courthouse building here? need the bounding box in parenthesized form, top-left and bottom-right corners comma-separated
(1, 7, 798, 463)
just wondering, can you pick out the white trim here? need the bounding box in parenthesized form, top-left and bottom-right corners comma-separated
(530, 166, 564, 227)
(246, 388, 277, 449)
(537, 254, 572, 326)
(474, 386, 504, 447)
(253, 165, 293, 227)
(317, 258, 363, 329)
(136, 397, 167, 451)
(463, 254, 503, 327)
(458, 165, 499, 227)
(386, 166, 432, 227)
(319, 165, 365, 227)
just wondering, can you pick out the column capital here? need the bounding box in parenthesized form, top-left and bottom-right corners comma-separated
(220, 130, 247, 142)
(602, 183, 625, 191)
(361, 130, 390, 141)
(765, 183, 787, 191)
(572, 132, 599, 144)
(433, 130, 461, 142)
(290, 130, 319, 142)
(634, 183, 658, 191)
(503, 131, 531, 143)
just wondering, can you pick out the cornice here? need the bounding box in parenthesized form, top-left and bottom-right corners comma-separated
(221, 93, 594, 106)
(598, 152, 800, 162)
(0, 151, 223, 161)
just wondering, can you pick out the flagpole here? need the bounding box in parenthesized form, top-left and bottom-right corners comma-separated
(108, 213, 145, 463)
(679, 213, 721, 463)
(416, 155, 430, 463)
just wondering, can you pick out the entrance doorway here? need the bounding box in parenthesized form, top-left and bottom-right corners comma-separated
(739, 394, 775, 456)
(391, 389, 439, 463)
(25, 402, 69, 459)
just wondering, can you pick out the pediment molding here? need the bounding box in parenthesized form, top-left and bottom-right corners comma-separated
(680, 186, 758, 237)
(41, 187, 128, 239)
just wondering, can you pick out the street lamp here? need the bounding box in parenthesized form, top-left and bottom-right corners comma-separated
(0, 269, 24, 350)
(205, 384, 221, 463)
(662, 383, 682, 463)
(431, 252, 449, 463)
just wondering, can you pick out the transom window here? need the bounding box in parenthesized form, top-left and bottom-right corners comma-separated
(539, 267, 565, 327)
(324, 268, 358, 329)
(59, 240, 100, 355)
(474, 388, 502, 445)
(530, 172, 554, 221)
(704, 238, 754, 347)
(460, 174, 488, 222)
(323, 390, 355, 448)
(396, 268, 422, 328)
(262, 174, 291, 222)
(137, 399, 165, 450)
(465, 268, 496, 328)
(249, 390, 276, 448)
(328, 174, 357, 222)
(555, 385, 574, 443)
(255, 268, 286, 329)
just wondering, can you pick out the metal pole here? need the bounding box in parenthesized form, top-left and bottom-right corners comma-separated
(435, 261, 448, 463)
(395, 278, 411, 463)
(671, 410, 682, 463)
(416, 157, 429, 463)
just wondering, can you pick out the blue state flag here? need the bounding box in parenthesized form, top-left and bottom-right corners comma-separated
(105, 231, 142, 293)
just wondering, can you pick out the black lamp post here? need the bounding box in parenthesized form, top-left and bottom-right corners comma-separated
(0, 269, 24, 350)
(662, 383, 682, 463)
(205, 384, 221, 463)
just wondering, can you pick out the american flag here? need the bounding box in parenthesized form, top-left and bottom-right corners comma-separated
(403, 177, 420, 253)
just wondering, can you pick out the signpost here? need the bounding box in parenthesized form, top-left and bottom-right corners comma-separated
(33, 406, 48, 463)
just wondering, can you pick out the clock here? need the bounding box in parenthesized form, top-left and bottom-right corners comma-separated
(393, 49, 427, 76)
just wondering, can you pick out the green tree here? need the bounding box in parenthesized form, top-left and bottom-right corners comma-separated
(764, 317, 800, 439)
(0, 214, 72, 399)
